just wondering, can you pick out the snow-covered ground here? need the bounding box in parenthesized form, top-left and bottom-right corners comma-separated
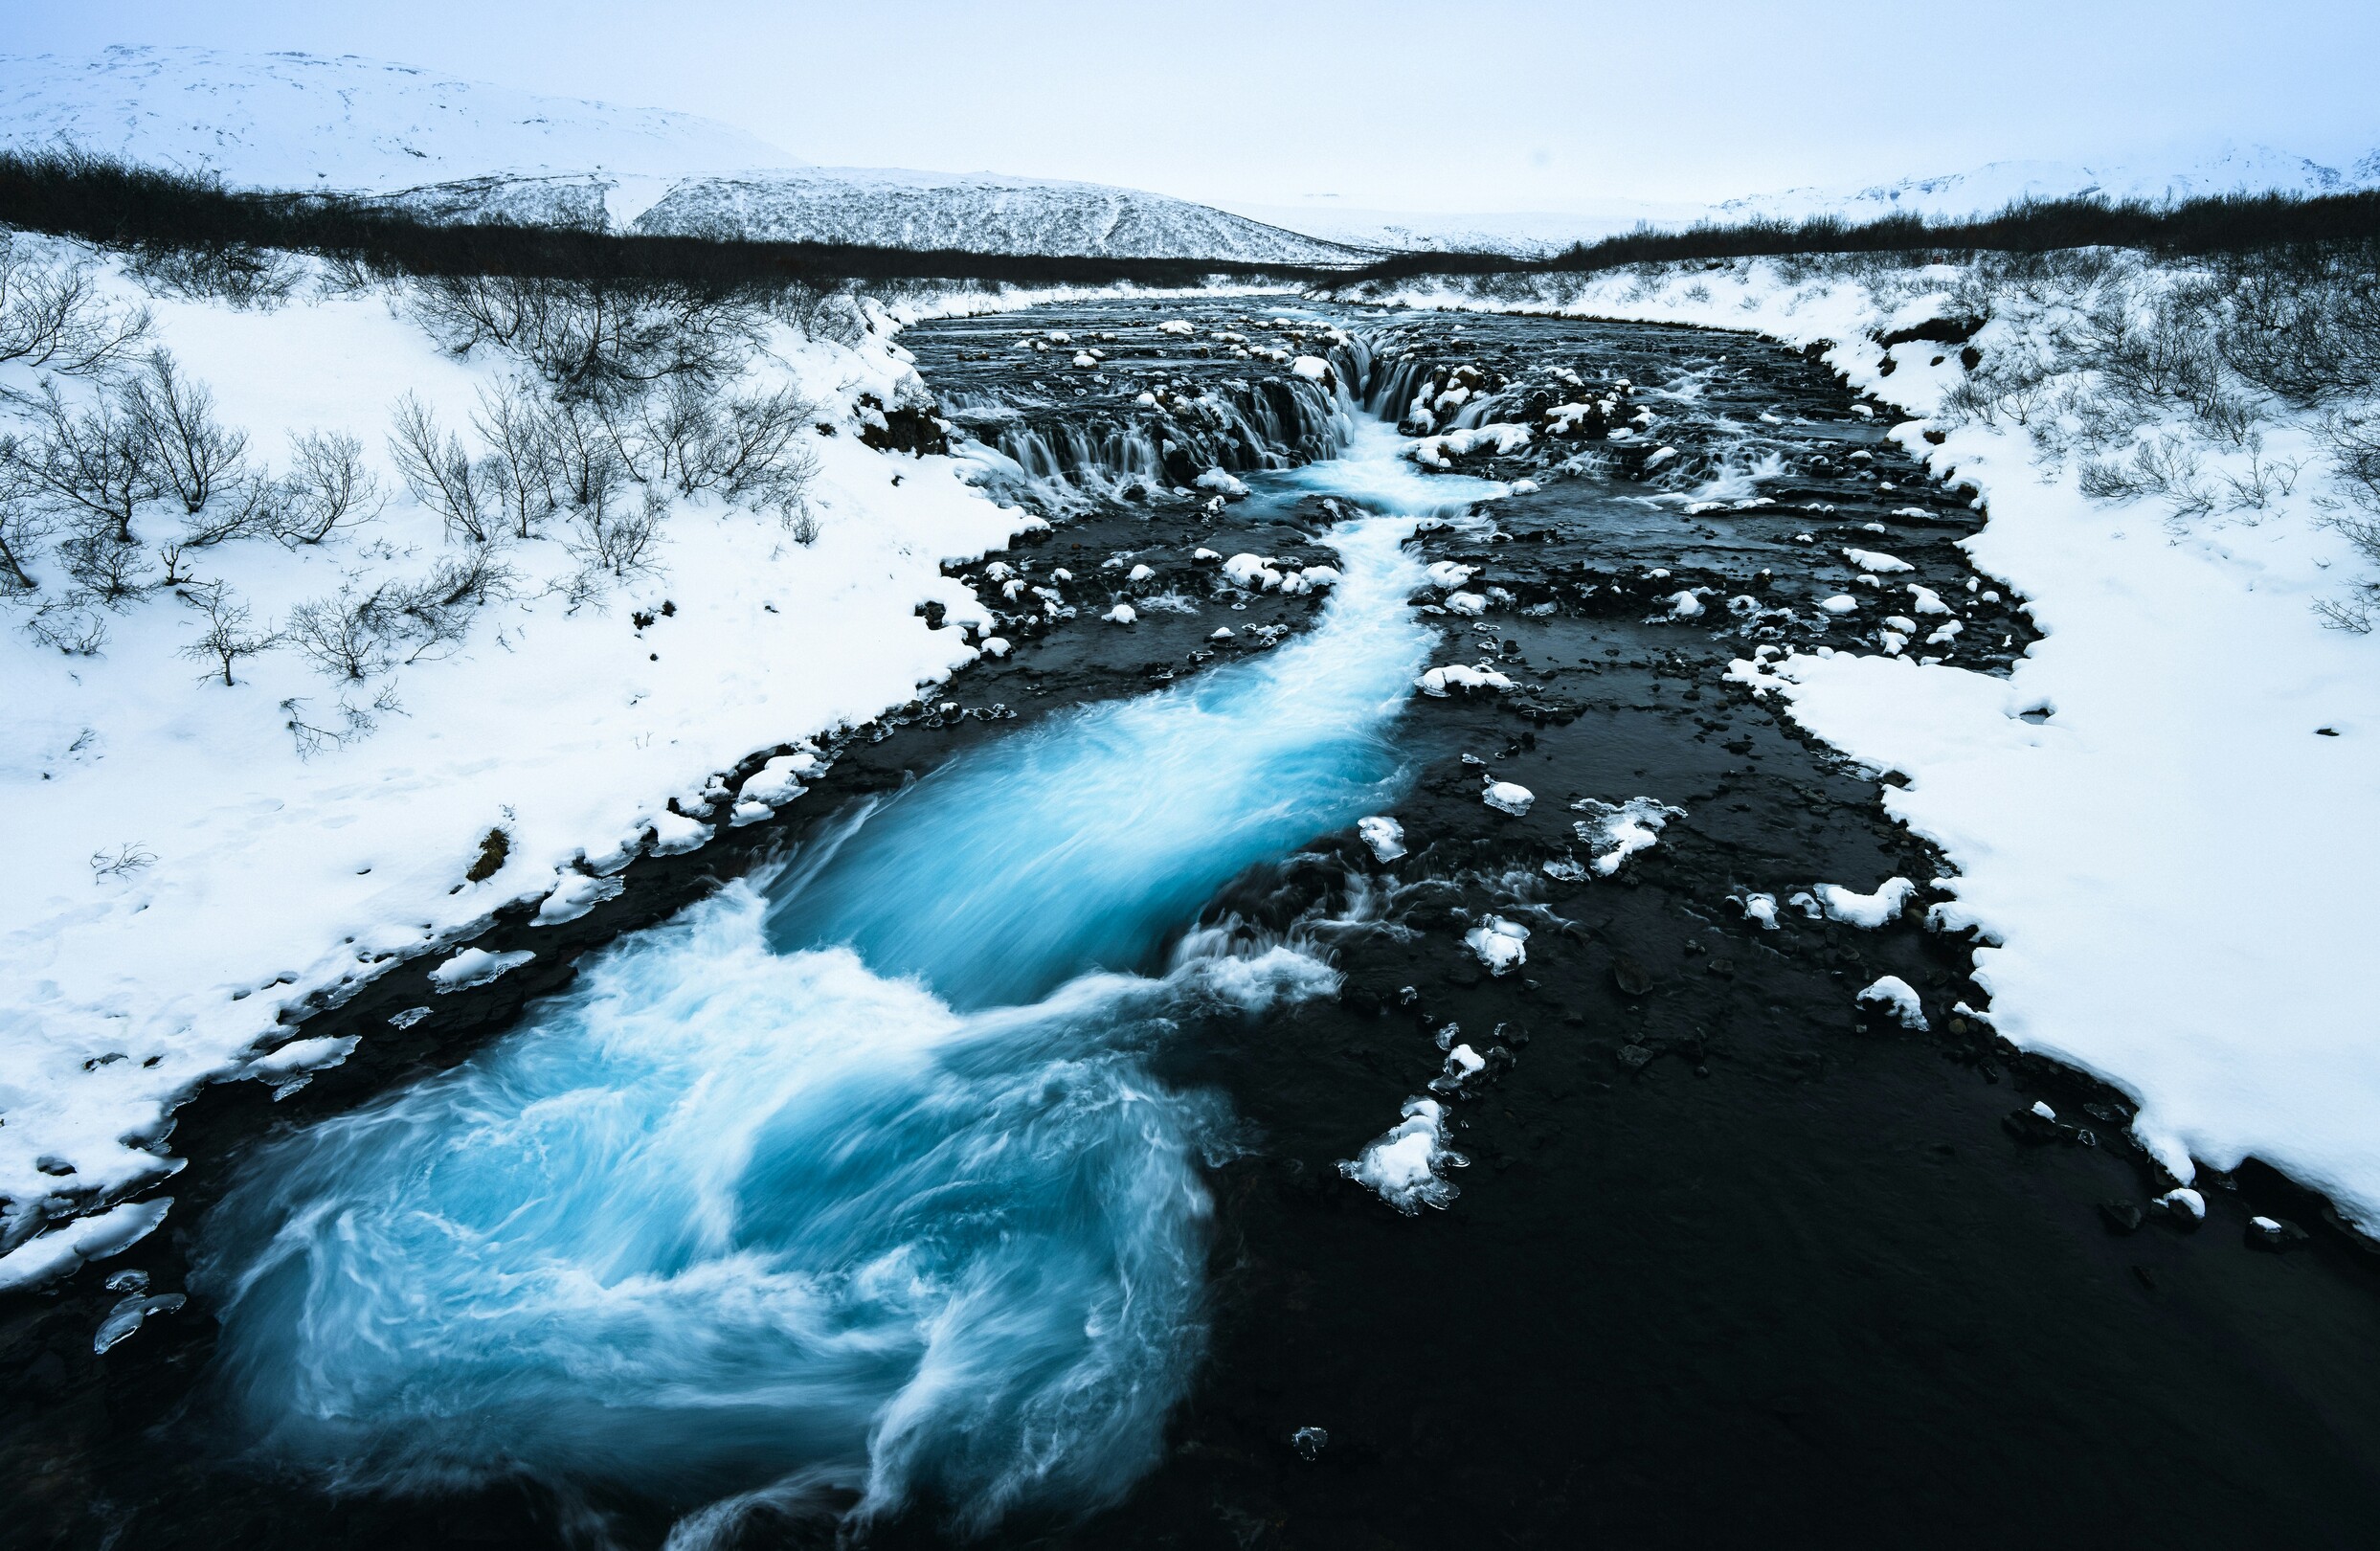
(0, 237, 1053, 1289)
(1366, 256, 2380, 1230)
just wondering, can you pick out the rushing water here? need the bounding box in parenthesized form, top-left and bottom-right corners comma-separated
(189, 423, 1501, 1538)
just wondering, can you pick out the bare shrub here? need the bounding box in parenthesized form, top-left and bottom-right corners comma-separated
(388, 393, 496, 544)
(689, 386, 817, 511)
(285, 584, 390, 682)
(275, 430, 384, 545)
(175, 578, 280, 686)
(405, 276, 768, 395)
(471, 380, 557, 540)
(126, 350, 249, 513)
(8, 382, 158, 543)
(0, 236, 152, 375)
(280, 686, 400, 758)
(0, 465, 53, 592)
(21, 594, 108, 654)
(125, 240, 301, 310)
(567, 483, 666, 579)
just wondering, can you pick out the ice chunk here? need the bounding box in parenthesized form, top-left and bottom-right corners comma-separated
(1426, 561, 1476, 590)
(249, 1033, 358, 1080)
(1482, 780, 1535, 817)
(1667, 590, 1704, 618)
(1855, 975, 1929, 1029)
(1464, 915, 1530, 975)
(93, 1292, 186, 1355)
(1572, 797, 1684, 874)
(1444, 591, 1487, 617)
(430, 946, 534, 992)
(1740, 891, 1780, 930)
(1358, 816, 1406, 863)
(1128, 563, 1156, 583)
(1338, 1097, 1466, 1214)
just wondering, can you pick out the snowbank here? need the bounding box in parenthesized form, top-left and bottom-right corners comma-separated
(1371, 255, 2380, 1229)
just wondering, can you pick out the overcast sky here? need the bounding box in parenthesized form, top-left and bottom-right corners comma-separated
(11, 0, 2378, 212)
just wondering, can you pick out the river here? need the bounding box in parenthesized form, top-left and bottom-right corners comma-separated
(20, 297, 2380, 1551)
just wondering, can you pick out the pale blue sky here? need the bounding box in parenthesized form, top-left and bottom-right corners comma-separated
(7, 0, 2376, 210)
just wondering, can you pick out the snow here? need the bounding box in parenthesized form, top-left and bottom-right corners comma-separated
(1844, 547, 1916, 574)
(1370, 249, 2380, 1229)
(1815, 877, 1918, 927)
(1357, 815, 1407, 863)
(1102, 602, 1137, 625)
(1416, 663, 1513, 697)
(1222, 552, 1282, 591)
(1740, 892, 1781, 930)
(1856, 976, 1930, 1030)
(0, 241, 1039, 1280)
(1338, 1096, 1466, 1214)
(1820, 595, 1860, 615)
(1481, 780, 1535, 817)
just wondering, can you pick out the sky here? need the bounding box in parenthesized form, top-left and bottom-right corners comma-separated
(7, 0, 2378, 214)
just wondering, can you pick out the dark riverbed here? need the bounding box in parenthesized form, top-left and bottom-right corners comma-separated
(8, 297, 2379, 1551)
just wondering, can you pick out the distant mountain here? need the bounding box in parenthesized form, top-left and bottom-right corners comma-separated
(1712, 144, 2380, 225)
(1215, 200, 1704, 258)
(0, 44, 791, 190)
(635, 169, 1368, 265)
(0, 47, 1375, 265)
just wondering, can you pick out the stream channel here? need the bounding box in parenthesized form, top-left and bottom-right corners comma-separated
(10, 298, 2380, 1550)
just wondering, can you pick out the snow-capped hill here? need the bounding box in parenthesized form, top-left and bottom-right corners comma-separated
(633, 168, 1375, 264)
(1717, 143, 2379, 225)
(1220, 199, 1704, 258)
(0, 45, 792, 191)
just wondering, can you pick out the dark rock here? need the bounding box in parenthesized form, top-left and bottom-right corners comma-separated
(2099, 1202, 2144, 1235)
(1616, 1043, 1654, 1072)
(1610, 954, 1654, 997)
(2245, 1216, 2312, 1253)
